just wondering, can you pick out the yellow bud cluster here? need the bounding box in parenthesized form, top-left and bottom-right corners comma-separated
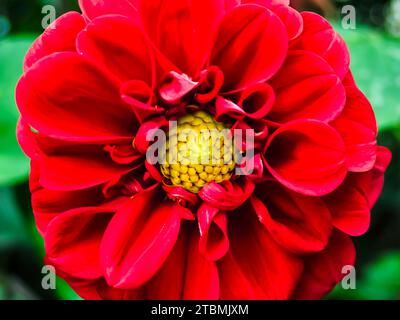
(161, 110, 236, 193)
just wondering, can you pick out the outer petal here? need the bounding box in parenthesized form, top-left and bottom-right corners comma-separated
(146, 224, 220, 300)
(324, 174, 371, 237)
(211, 4, 288, 92)
(32, 185, 103, 235)
(270, 4, 303, 40)
(292, 230, 356, 300)
(183, 229, 220, 300)
(268, 50, 346, 124)
(324, 146, 392, 237)
(45, 206, 115, 280)
(197, 204, 229, 261)
(264, 120, 347, 196)
(101, 187, 188, 289)
(291, 12, 350, 80)
(252, 181, 332, 254)
(39, 151, 133, 191)
(241, 0, 290, 6)
(24, 12, 86, 71)
(331, 82, 378, 173)
(79, 0, 139, 20)
(366, 146, 392, 207)
(218, 209, 303, 299)
(139, 0, 227, 77)
(16, 52, 137, 143)
(77, 15, 154, 84)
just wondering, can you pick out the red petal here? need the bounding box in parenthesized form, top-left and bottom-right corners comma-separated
(17, 53, 137, 143)
(264, 120, 347, 196)
(324, 174, 370, 237)
(146, 224, 220, 300)
(291, 12, 350, 80)
(195, 66, 225, 104)
(45, 206, 115, 280)
(197, 204, 229, 261)
(270, 4, 303, 40)
(292, 230, 355, 300)
(211, 4, 288, 92)
(101, 187, 187, 289)
(241, 0, 290, 7)
(269, 50, 346, 124)
(145, 226, 188, 299)
(39, 151, 133, 191)
(24, 12, 86, 71)
(121, 80, 163, 123)
(32, 183, 103, 235)
(79, 0, 139, 20)
(183, 229, 220, 300)
(134, 117, 168, 154)
(218, 210, 303, 299)
(159, 72, 199, 104)
(77, 15, 154, 84)
(139, 0, 227, 77)
(199, 179, 255, 211)
(216, 84, 275, 120)
(332, 83, 378, 172)
(252, 181, 332, 254)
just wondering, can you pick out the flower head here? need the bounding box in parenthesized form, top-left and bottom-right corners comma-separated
(16, 0, 391, 299)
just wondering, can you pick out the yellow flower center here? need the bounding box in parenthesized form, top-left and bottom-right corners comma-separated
(161, 110, 236, 193)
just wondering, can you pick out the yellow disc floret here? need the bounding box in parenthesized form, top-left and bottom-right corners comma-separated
(161, 110, 236, 193)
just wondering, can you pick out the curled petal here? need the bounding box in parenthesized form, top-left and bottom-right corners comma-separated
(291, 12, 350, 80)
(199, 179, 255, 211)
(17, 52, 137, 143)
(264, 120, 347, 196)
(163, 185, 198, 212)
(237, 83, 275, 119)
(101, 187, 188, 289)
(251, 181, 332, 254)
(197, 204, 229, 261)
(292, 230, 356, 300)
(218, 209, 303, 299)
(121, 80, 163, 123)
(195, 66, 225, 104)
(24, 12, 86, 71)
(104, 144, 142, 165)
(134, 117, 168, 154)
(77, 15, 154, 84)
(79, 0, 139, 21)
(269, 50, 346, 124)
(159, 72, 199, 104)
(211, 4, 288, 92)
(331, 83, 378, 173)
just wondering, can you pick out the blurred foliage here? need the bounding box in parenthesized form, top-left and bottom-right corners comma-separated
(0, 36, 33, 186)
(334, 23, 400, 131)
(0, 0, 399, 300)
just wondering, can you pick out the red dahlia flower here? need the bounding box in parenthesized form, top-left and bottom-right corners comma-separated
(16, 0, 391, 300)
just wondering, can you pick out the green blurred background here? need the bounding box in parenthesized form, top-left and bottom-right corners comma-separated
(0, 0, 399, 300)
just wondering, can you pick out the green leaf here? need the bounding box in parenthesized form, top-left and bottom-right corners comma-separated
(0, 35, 37, 186)
(333, 24, 400, 131)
